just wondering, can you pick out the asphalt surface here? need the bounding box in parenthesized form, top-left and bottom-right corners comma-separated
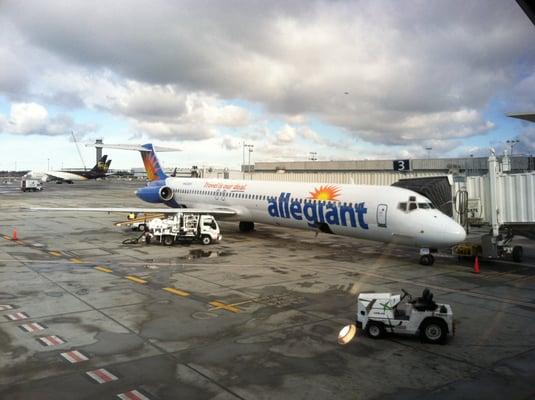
(1, 180, 535, 400)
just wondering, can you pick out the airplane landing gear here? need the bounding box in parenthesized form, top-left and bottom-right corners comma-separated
(419, 254, 435, 266)
(419, 248, 435, 266)
(239, 221, 255, 232)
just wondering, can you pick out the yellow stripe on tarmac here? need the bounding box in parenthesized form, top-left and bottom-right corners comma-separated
(49, 251, 62, 256)
(70, 258, 83, 264)
(209, 300, 240, 313)
(163, 287, 190, 297)
(3, 235, 11, 240)
(126, 275, 147, 284)
(95, 266, 113, 273)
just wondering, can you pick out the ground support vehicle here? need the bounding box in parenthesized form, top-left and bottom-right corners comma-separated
(20, 179, 43, 192)
(147, 213, 221, 246)
(453, 227, 523, 263)
(356, 289, 454, 344)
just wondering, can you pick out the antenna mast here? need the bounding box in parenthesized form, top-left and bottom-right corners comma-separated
(71, 130, 87, 170)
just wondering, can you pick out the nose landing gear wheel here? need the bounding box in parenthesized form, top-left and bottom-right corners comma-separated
(420, 254, 435, 266)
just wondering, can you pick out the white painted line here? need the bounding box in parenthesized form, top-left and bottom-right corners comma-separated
(0, 304, 14, 311)
(32, 242, 44, 247)
(60, 350, 89, 363)
(5, 312, 28, 321)
(19, 322, 46, 333)
(86, 368, 118, 384)
(37, 335, 65, 346)
(117, 390, 151, 400)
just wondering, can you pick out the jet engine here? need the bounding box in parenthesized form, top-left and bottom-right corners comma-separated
(135, 185, 174, 203)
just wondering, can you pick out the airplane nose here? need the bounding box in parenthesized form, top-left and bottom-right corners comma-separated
(446, 220, 466, 245)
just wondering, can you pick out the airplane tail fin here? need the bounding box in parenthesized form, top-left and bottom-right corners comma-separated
(91, 155, 108, 172)
(140, 143, 167, 181)
(104, 159, 112, 173)
(88, 143, 180, 182)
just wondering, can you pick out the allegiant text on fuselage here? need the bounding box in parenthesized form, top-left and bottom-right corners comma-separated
(267, 192, 368, 229)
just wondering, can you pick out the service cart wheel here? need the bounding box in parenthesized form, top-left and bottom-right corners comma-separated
(201, 235, 212, 245)
(163, 235, 174, 246)
(420, 318, 447, 344)
(512, 246, 523, 263)
(419, 254, 434, 266)
(365, 321, 385, 339)
(137, 223, 146, 232)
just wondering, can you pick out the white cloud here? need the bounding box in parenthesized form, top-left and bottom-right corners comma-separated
(275, 124, 296, 144)
(0, 0, 533, 151)
(0, 102, 94, 136)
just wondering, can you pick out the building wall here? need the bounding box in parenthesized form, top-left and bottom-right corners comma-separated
(247, 171, 448, 186)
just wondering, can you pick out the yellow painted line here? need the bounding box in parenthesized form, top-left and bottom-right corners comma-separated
(95, 266, 113, 273)
(163, 287, 190, 297)
(70, 258, 83, 264)
(209, 300, 240, 313)
(3, 235, 11, 240)
(126, 275, 147, 284)
(49, 251, 62, 256)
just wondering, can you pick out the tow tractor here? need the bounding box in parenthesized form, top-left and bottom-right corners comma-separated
(355, 289, 454, 344)
(146, 213, 222, 246)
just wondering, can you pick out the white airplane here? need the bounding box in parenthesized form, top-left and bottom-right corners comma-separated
(24, 155, 112, 184)
(32, 143, 466, 265)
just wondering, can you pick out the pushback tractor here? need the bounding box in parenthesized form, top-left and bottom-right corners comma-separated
(356, 289, 454, 344)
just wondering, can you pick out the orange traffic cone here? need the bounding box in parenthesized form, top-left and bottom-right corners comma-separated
(12, 228, 17, 241)
(473, 256, 480, 274)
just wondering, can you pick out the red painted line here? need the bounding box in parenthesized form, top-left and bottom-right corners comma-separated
(117, 390, 150, 400)
(48, 336, 61, 346)
(94, 368, 115, 382)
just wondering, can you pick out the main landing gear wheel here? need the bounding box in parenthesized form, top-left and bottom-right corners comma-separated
(420, 254, 435, 266)
(239, 221, 255, 232)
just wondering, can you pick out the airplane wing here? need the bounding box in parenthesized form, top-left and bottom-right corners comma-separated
(26, 207, 238, 217)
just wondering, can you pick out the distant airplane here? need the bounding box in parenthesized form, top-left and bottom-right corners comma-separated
(32, 144, 466, 265)
(24, 155, 112, 184)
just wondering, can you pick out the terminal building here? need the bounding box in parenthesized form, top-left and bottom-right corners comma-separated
(243, 156, 535, 185)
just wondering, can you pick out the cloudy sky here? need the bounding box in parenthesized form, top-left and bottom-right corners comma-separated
(1, 0, 534, 171)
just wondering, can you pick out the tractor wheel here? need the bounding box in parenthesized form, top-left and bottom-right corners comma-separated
(420, 319, 448, 344)
(162, 235, 174, 246)
(365, 321, 385, 339)
(512, 246, 523, 263)
(201, 235, 212, 245)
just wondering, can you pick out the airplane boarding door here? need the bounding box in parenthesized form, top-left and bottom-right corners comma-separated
(377, 204, 387, 228)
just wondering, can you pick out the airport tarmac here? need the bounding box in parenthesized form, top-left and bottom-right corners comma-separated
(1, 180, 535, 399)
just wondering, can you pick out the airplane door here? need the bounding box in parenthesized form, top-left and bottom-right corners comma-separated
(377, 204, 387, 228)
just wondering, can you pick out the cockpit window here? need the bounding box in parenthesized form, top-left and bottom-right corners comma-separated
(418, 203, 430, 209)
(408, 203, 417, 211)
(428, 203, 436, 209)
(398, 202, 407, 211)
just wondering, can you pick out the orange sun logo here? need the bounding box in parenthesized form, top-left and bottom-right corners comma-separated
(309, 185, 341, 201)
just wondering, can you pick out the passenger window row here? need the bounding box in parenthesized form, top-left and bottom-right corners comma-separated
(175, 188, 356, 206)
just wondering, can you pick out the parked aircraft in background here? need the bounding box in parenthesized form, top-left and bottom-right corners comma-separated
(32, 144, 466, 265)
(24, 155, 111, 184)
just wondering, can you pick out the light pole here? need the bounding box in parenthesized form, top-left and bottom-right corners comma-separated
(425, 147, 432, 159)
(247, 145, 254, 180)
(506, 139, 520, 155)
(308, 152, 317, 161)
(243, 143, 253, 180)
(47, 158, 50, 171)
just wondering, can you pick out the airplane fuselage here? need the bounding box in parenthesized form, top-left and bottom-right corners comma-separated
(150, 177, 466, 249)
